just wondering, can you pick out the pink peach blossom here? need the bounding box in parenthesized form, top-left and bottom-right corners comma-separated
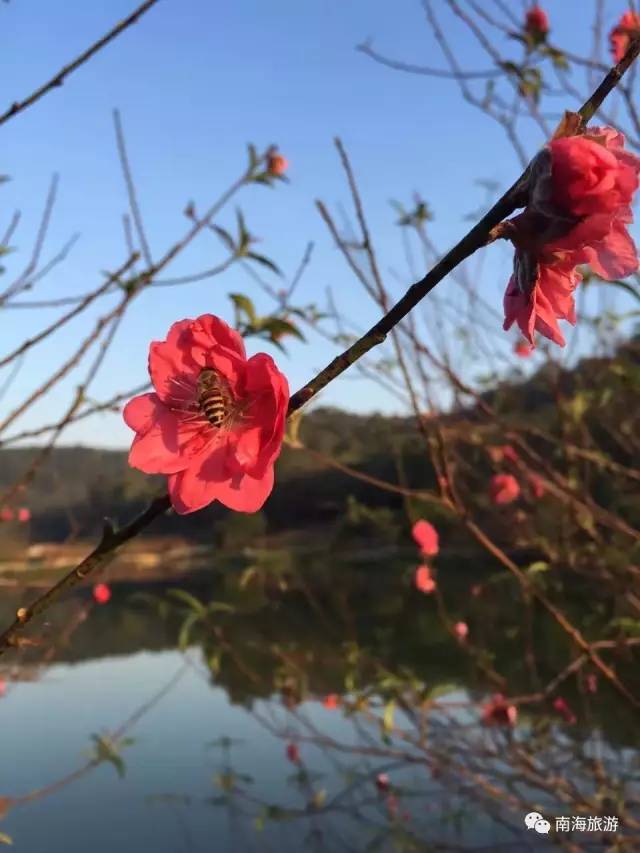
(514, 340, 533, 358)
(17, 508, 31, 522)
(552, 696, 577, 724)
(93, 583, 111, 605)
(267, 152, 288, 176)
(414, 566, 436, 594)
(286, 742, 300, 764)
(610, 11, 640, 62)
(454, 621, 469, 641)
(375, 772, 390, 793)
(503, 127, 640, 347)
(0, 508, 13, 522)
(411, 519, 439, 556)
(525, 5, 549, 36)
(124, 315, 289, 514)
(482, 694, 518, 726)
(489, 474, 520, 505)
(323, 694, 340, 710)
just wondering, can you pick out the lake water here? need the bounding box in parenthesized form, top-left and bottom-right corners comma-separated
(1, 556, 638, 851)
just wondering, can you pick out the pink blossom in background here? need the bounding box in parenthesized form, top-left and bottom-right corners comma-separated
(482, 694, 518, 727)
(124, 315, 289, 515)
(454, 621, 469, 642)
(375, 773, 390, 793)
(524, 5, 549, 37)
(514, 340, 533, 358)
(552, 696, 577, 724)
(92, 583, 111, 605)
(471, 584, 482, 598)
(610, 11, 640, 62)
(414, 566, 436, 594)
(0, 508, 13, 522)
(267, 152, 288, 176)
(17, 508, 31, 522)
(411, 519, 439, 556)
(286, 743, 300, 764)
(323, 694, 340, 710)
(585, 673, 598, 694)
(489, 474, 520, 505)
(0, 679, 6, 698)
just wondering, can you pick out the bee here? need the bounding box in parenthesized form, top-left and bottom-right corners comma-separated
(196, 368, 234, 428)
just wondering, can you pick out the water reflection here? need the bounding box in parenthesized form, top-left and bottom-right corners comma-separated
(1, 553, 639, 850)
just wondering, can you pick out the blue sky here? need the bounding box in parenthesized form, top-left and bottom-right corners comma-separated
(1, 0, 635, 448)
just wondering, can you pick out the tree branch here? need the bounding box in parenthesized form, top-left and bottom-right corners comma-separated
(0, 0, 161, 128)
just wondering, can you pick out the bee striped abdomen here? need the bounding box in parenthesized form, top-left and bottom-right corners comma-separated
(197, 369, 232, 428)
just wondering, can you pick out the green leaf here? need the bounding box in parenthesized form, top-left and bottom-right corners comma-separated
(526, 561, 550, 574)
(609, 618, 640, 637)
(261, 317, 305, 343)
(426, 682, 458, 700)
(247, 143, 258, 170)
(246, 252, 282, 276)
(206, 601, 235, 614)
(382, 700, 395, 734)
(0, 833, 12, 846)
(229, 293, 257, 326)
(178, 611, 200, 651)
(166, 588, 207, 615)
(210, 225, 236, 252)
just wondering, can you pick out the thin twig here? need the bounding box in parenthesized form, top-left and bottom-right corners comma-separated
(0, 0, 161, 128)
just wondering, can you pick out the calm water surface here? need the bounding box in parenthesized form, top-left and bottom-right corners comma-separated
(1, 557, 638, 851)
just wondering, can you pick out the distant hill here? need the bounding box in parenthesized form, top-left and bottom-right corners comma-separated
(0, 336, 638, 545)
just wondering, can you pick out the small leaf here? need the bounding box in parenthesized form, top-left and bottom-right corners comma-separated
(527, 561, 550, 574)
(246, 252, 282, 276)
(211, 225, 236, 252)
(262, 317, 306, 343)
(229, 293, 257, 326)
(382, 700, 395, 734)
(166, 589, 207, 615)
(178, 611, 200, 650)
(0, 833, 12, 846)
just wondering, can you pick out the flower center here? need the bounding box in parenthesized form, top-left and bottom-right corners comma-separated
(196, 368, 236, 429)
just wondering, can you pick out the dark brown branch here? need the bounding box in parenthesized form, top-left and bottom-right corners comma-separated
(0, 0, 161, 128)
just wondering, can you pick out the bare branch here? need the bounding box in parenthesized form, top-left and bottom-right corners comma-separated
(0, 0, 161, 128)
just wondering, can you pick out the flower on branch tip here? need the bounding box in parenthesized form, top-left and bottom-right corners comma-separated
(482, 694, 518, 726)
(411, 519, 439, 556)
(415, 565, 436, 594)
(123, 315, 290, 515)
(489, 474, 520, 505)
(524, 5, 549, 38)
(610, 11, 640, 63)
(503, 126, 640, 347)
(552, 696, 577, 724)
(454, 621, 468, 642)
(514, 340, 533, 358)
(323, 694, 340, 710)
(17, 507, 31, 522)
(375, 772, 390, 793)
(93, 583, 111, 605)
(286, 742, 300, 764)
(267, 151, 288, 177)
